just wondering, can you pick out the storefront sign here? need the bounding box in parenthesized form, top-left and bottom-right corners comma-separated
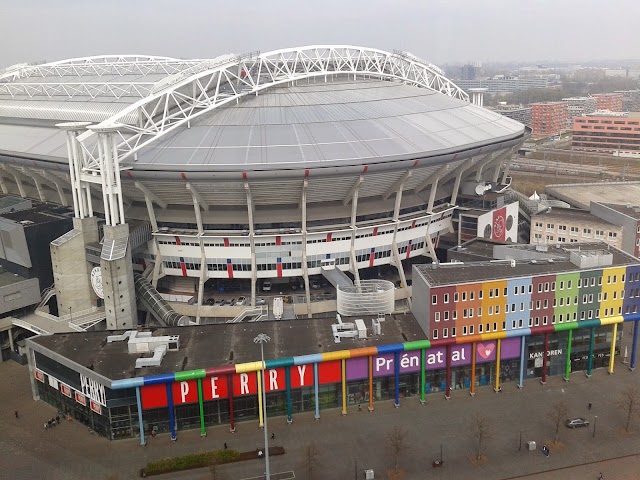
(90, 400, 102, 415)
(75, 391, 87, 406)
(318, 361, 341, 384)
(290, 364, 314, 388)
(60, 383, 72, 398)
(346, 339, 521, 379)
(80, 374, 106, 407)
(34, 369, 45, 383)
(529, 349, 563, 360)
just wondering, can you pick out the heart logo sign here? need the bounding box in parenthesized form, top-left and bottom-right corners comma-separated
(477, 342, 495, 360)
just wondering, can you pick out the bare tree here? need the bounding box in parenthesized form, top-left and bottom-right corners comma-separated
(304, 443, 320, 480)
(386, 426, 408, 473)
(617, 385, 640, 433)
(471, 413, 492, 460)
(549, 400, 569, 445)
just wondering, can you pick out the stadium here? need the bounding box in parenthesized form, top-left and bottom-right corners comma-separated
(0, 45, 527, 324)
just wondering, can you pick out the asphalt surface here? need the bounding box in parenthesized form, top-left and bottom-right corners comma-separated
(2, 325, 640, 480)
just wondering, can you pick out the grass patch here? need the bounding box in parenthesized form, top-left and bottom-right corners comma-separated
(143, 449, 240, 476)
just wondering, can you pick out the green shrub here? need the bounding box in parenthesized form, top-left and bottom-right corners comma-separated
(144, 449, 240, 475)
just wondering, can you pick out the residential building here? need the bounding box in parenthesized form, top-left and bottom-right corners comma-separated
(489, 104, 532, 127)
(563, 97, 597, 128)
(592, 93, 624, 112)
(531, 101, 568, 138)
(530, 207, 622, 249)
(616, 90, 640, 112)
(572, 112, 640, 153)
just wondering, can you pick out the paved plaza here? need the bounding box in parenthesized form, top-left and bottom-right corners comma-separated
(2, 326, 640, 480)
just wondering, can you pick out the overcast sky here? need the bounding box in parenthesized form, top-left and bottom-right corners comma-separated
(1, 0, 638, 68)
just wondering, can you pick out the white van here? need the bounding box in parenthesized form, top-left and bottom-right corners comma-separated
(262, 281, 272, 292)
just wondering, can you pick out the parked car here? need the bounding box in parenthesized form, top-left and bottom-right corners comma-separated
(310, 280, 321, 289)
(228, 298, 236, 306)
(205, 298, 215, 306)
(236, 296, 247, 306)
(565, 417, 589, 428)
(256, 297, 266, 306)
(219, 299, 229, 306)
(262, 281, 272, 292)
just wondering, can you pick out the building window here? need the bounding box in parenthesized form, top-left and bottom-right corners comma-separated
(470, 325, 474, 334)
(470, 291, 475, 301)
(454, 292, 459, 302)
(443, 293, 449, 303)
(433, 330, 438, 339)
(434, 312, 440, 322)
(479, 324, 483, 333)
(444, 311, 449, 321)
(443, 328, 449, 338)
(432, 295, 437, 305)
(463, 326, 468, 335)
(452, 327, 456, 337)
(453, 310, 458, 320)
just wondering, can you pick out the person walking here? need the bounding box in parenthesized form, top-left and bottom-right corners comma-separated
(588, 402, 593, 410)
(271, 432, 275, 440)
(224, 442, 228, 450)
(14, 410, 18, 419)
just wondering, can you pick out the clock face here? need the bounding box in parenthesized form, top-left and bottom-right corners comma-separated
(90, 267, 104, 299)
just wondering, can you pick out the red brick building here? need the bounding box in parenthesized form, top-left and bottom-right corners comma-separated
(531, 101, 568, 138)
(572, 113, 640, 153)
(592, 93, 624, 112)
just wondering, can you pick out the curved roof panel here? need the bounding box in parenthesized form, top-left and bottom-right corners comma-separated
(132, 79, 524, 170)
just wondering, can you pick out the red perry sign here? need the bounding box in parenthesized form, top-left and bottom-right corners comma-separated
(140, 364, 325, 409)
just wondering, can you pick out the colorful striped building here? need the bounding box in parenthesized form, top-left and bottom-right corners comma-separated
(26, 244, 640, 443)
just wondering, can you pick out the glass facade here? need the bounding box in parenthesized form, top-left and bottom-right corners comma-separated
(32, 327, 625, 440)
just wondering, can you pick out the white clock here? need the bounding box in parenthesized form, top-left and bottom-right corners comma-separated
(90, 266, 104, 299)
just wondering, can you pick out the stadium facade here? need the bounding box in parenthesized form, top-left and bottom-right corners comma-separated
(0, 46, 527, 327)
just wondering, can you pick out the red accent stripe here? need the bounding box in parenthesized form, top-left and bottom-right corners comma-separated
(180, 172, 187, 180)
(363, 165, 368, 173)
(223, 238, 230, 247)
(276, 236, 281, 246)
(174, 236, 181, 245)
(373, 227, 378, 236)
(242, 172, 248, 180)
(304, 169, 310, 177)
(411, 220, 416, 229)
(369, 252, 375, 268)
(406, 243, 412, 260)
(434, 234, 440, 249)
(180, 262, 188, 277)
(412, 160, 419, 167)
(226, 263, 234, 279)
(326, 233, 332, 242)
(126, 171, 133, 177)
(277, 263, 283, 277)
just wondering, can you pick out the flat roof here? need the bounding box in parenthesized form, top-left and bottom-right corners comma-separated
(597, 202, 640, 219)
(30, 314, 425, 381)
(545, 181, 640, 210)
(0, 269, 29, 287)
(416, 243, 639, 287)
(531, 207, 614, 224)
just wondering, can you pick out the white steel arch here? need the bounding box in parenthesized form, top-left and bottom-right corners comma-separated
(75, 45, 468, 170)
(0, 55, 201, 82)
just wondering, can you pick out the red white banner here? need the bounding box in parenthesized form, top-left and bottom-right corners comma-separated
(35, 369, 45, 383)
(75, 391, 87, 406)
(289, 364, 314, 388)
(492, 207, 507, 242)
(60, 383, 72, 398)
(90, 400, 102, 415)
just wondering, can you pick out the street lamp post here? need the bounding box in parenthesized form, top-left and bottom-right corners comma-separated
(254, 333, 271, 480)
(593, 415, 598, 438)
(69, 306, 72, 323)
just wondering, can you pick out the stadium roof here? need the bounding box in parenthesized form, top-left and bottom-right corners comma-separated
(0, 46, 525, 173)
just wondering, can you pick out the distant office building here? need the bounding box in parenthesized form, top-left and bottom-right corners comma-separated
(531, 101, 568, 138)
(457, 77, 550, 94)
(572, 112, 640, 153)
(489, 104, 532, 127)
(616, 90, 640, 112)
(563, 97, 597, 128)
(592, 93, 624, 112)
(460, 64, 477, 81)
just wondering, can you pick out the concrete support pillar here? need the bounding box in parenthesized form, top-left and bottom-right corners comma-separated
(51, 216, 99, 316)
(245, 182, 257, 307)
(100, 223, 137, 330)
(349, 179, 362, 288)
(8, 327, 14, 352)
(301, 180, 311, 314)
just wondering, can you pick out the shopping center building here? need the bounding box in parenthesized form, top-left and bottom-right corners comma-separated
(25, 242, 640, 441)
